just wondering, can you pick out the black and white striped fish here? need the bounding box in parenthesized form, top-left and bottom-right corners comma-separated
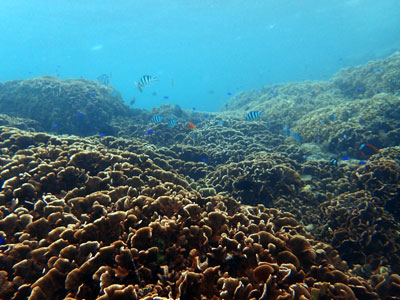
(246, 111, 263, 121)
(151, 115, 163, 123)
(135, 75, 158, 92)
(167, 119, 178, 128)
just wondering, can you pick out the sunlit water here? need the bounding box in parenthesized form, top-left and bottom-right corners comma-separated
(1, 0, 400, 111)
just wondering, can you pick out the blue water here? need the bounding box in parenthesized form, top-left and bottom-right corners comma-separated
(1, 0, 400, 112)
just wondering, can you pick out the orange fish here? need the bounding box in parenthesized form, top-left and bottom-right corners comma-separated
(185, 121, 196, 130)
(359, 143, 379, 158)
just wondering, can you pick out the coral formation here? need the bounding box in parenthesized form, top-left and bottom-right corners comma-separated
(0, 53, 400, 299)
(0, 126, 398, 299)
(220, 52, 400, 157)
(0, 77, 135, 136)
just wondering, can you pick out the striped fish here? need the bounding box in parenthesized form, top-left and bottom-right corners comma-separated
(246, 111, 263, 121)
(167, 119, 177, 128)
(135, 75, 158, 92)
(151, 115, 163, 123)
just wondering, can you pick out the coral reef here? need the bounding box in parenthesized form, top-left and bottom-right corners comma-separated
(0, 127, 387, 300)
(318, 190, 400, 273)
(220, 52, 400, 157)
(0, 77, 135, 136)
(0, 53, 400, 299)
(0, 114, 42, 132)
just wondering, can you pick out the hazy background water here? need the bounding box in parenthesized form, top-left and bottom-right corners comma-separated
(1, 0, 400, 112)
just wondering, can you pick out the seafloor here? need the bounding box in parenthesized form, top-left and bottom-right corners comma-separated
(0, 53, 400, 300)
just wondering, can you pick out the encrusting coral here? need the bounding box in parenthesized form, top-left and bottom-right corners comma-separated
(1, 54, 400, 300)
(0, 127, 395, 300)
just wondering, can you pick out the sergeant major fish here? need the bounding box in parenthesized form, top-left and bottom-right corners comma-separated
(135, 75, 158, 92)
(151, 115, 163, 123)
(246, 111, 263, 121)
(168, 119, 178, 128)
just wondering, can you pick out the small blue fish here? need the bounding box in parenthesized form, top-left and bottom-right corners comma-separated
(77, 113, 84, 119)
(227, 92, 232, 96)
(201, 158, 207, 163)
(192, 107, 196, 111)
(0, 237, 5, 245)
(163, 96, 169, 99)
(247, 97, 252, 101)
(53, 123, 59, 128)
(145, 129, 154, 135)
(246, 111, 262, 121)
(203, 113, 209, 118)
(151, 115, 163, 123)
(99, 133, 105, 137)
(341, 156, 350, 161)
(357, 87, 364, 93)
(135, 75, 158, 92)
(167, 119, 177, 128)
(359, 160, 367, 165)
